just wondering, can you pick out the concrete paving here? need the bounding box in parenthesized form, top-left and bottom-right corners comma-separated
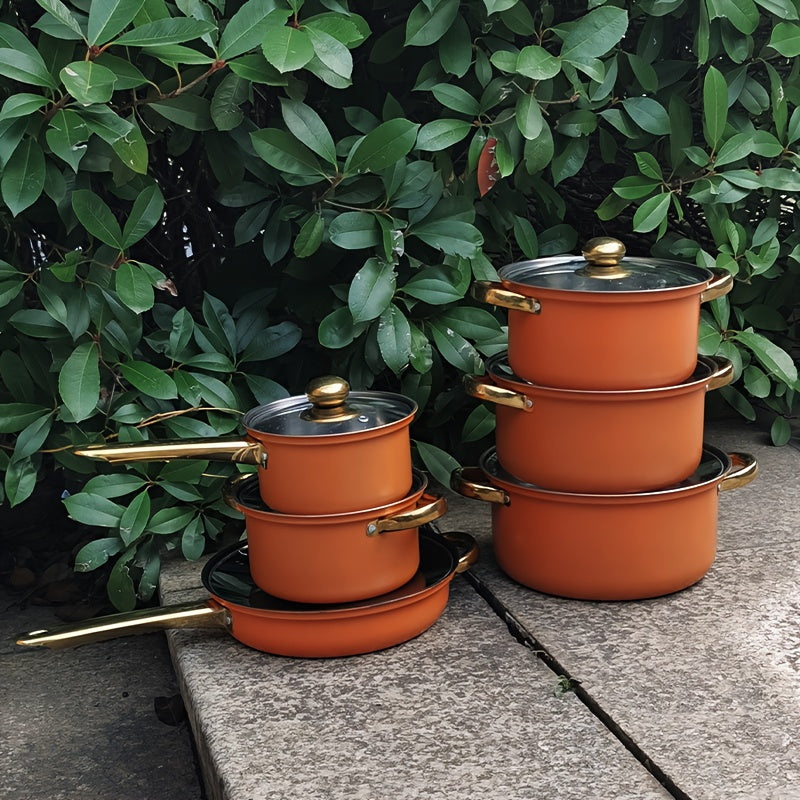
(6, 417, 798, 800)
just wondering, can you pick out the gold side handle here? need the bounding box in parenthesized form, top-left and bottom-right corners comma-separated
(705, 356, 734, 392)
(450, 467, 510, 505)
(440, 530, 480, 573)
(222, 472, 255, 511)
(367, 494, 448, 536)
(464, 374, 533, 411)
(471, 281, 541, 314)
(700, 268, 734, 303)
(719, 452, 758, 492)
(73, 439, 263, 466)
(16, 601, 230, 650)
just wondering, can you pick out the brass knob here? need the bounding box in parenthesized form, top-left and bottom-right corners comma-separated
(578, 237, 630, 279)
(306, 376, 350, 408)
(303, 376, 358, 422)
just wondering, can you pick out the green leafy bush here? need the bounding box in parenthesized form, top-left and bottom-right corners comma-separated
(0, 0, 797, 608)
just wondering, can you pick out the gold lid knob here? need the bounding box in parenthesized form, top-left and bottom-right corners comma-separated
(302, 376, 357, 422)
(306, 376, 350, 408)
(579, 237, 630, 279)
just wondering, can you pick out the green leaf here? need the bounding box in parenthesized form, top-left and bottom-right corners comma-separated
(769, 21, 800, 56)
(107, 547, 136, 611)
(1, 138, 46, 216)
(149, 94, 213, 131)
(328, 211, 381, 249)
(734, 329, 798, 385)
(0, 48, 57, 89)
(12, 412, 53, 460)
(703, 66, 728, 150)
(280, 99, 337, 166)
(88, 0, 146, 45)
(35, 0, 85, 39)
(294, 213, 324, 257)
(318, 307, 362, 349)
(119, 488, 151, 545)
(707, 0, 759, 34)
(182, 516, 205, 560)
(515, 94, 544, 140)
(429, 321, 482, 372)
(262, 23, 314, 73)
(60, 60, 117, 104)
(113, 17, 217, 47)
(634, 152, 663, 181)
(409, 219, 483, 258)
(46, 109, 89, 172)
(555, 109, 597, 138)
(743, 365, 771, 398)
(210, 72, 248, 131)
(416, 119, 472, 151)
(0, 93, 50, 121)
(434, 307, 504, 341)
(633, 192, 671, 233)
(0, 404, 52, 434)
(305, 26, 352, 80)
(115, 262, 154, 313)
(770, 416, 792, 447)
(121, 184, 165, 248)
(430, 83, 481, 115)
(376, 304, 411, 374)
(218, 0, 280, 60)
(148, 506, 197, 534)
(82, 473, 147, 498)
(516, 45, 562, 79)
(557, 7, 629, 61)
(72, 189, 124, 249)
(58, 342, 100, 422)
(402, 266, 464, 305)
(719, 384, 756, 421)
(755, 0, 798, 18)
(4, 458, 36, 507)
(189, 371, 238, 407)
(344, 119, 420, 175)
(461, 404, 495, 443)
(620, 97, 670, 135)
(512, 215, 539, 259)
(74, 537, 125, 571)
(348, 258, 396, 323)
(250, 128, 324, 176)
(240, 321, 301, 362)
(64, 494, 125, 528)
(414, 439, 461, 489)
(119, 360, 178, 399)
(405, 0, 459, 47)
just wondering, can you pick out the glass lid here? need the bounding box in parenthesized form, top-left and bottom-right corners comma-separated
(202, 527, 453, 613)
(481, 445, 729, 496)
(498, 237, 712, 293)
(242, 376, 416, 437)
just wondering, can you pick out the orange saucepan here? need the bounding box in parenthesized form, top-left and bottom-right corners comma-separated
(74, 376, 417, 516)
(472, 237, 733, 390)
(465, 354, 733, 493)
(451, 445, 757, 601)
(16, 528, 478, 659)
(223, 470, 447, 603)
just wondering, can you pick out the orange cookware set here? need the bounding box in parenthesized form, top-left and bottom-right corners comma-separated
(452, 237, 758, 600)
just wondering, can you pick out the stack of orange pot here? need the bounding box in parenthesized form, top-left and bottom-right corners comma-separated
(453, 237, 758, 600)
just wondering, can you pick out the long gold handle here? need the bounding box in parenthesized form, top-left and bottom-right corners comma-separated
(73, 438, 263, 466)
(463, 374, 533, 410)
(471, 281, 541, 314)
(367, 494, 448, 536)
(450, 467, 510, 505)
(700, 268, 734, 303)
(705, 356, 734, 392)
(719, 452, 758, 492)
(16, 601, 230, 650)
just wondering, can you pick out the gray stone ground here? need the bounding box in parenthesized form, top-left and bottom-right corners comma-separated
(4, 417, 799, 800)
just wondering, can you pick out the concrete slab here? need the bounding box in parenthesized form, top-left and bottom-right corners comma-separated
(0, 592, 203, 800)
(450, 420, 800, 800)
(159, 557, 671, 800)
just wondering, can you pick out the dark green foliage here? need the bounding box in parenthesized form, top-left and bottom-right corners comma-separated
(0, 0, 797, 607)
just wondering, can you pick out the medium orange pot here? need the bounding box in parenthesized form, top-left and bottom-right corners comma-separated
(16, 529, 478, 659)
(465, 354, 733, 493)
(224, 471, 447, 604)
(74, 376, 417, 516)
(472, 237, 732, 390)
(451, 446, 757, 601)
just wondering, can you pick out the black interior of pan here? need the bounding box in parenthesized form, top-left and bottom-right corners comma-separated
(202, 525, 455, 613)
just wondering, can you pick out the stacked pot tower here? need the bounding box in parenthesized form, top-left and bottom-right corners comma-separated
(453, 237, 758, 600)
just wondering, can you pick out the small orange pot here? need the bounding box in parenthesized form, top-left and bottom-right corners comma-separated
(465, 354, 733, 493)
(472, 237, 733, 390)
(224, 471, 448, 603)
(451, 446, 757, 601)
(74, 376, 417, 515)
(16, 529, 478, 659)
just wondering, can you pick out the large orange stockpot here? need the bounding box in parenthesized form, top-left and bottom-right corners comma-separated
(75, 376, 416, 516)
(451, 446, 757, 601)
(472, 237, 733, 390)
(16, 529, 478, 659)
(465, 354, 733, 493)
(224, 471, 447, 604)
